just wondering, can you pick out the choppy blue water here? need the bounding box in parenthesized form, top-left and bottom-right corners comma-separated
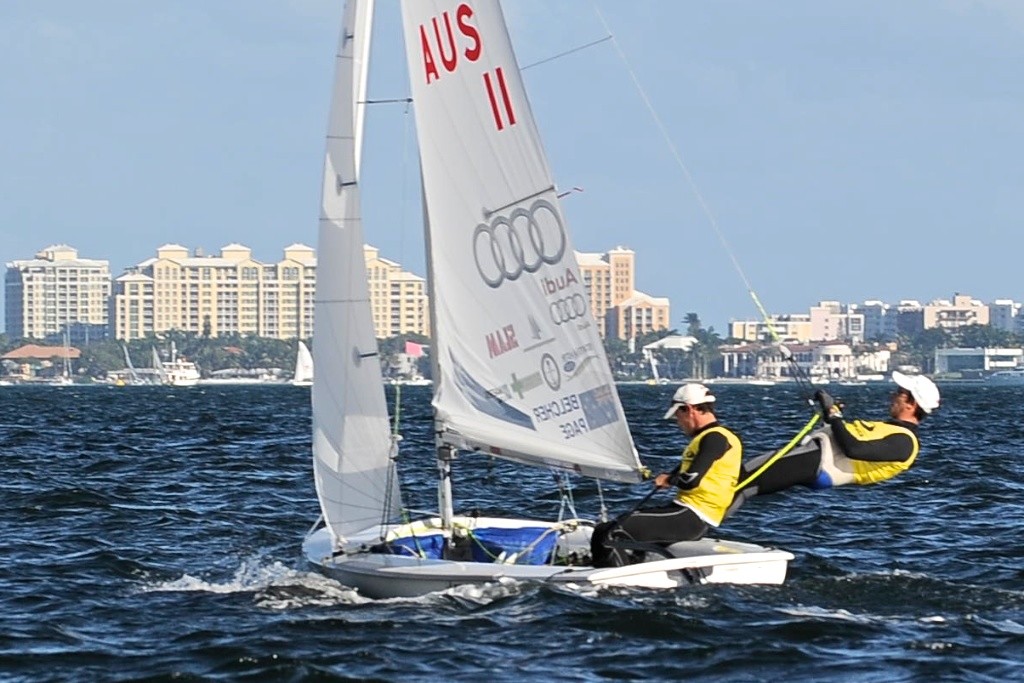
(1, 382, 1021, 681)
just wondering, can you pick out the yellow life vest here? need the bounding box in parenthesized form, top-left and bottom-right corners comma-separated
(674, 425, 741, 526)
(820, 420, 920, 485)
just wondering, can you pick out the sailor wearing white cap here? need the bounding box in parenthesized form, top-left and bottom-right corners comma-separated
(591, 383, 743, 568)
(729, 373, 940, 514)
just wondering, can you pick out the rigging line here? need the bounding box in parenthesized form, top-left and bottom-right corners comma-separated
(732, 413, 820, 491)
(591, 7, 762, 319)
(594, 6, 819, 399)
(520, 35, 613, 71)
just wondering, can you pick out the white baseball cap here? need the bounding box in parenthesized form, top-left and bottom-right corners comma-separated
(892, 371, 941, 414)
(663, 383, 716, 419)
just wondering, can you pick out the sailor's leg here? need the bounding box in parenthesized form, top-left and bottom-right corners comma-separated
(737, 443, 823, 496)
(618, 504, 708, 544)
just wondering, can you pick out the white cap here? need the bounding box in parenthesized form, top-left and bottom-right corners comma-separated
(892, 371, 941, 414)
(663, 383, 716, 419)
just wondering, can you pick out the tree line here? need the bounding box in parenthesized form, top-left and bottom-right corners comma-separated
(0, 317, 1015, 380)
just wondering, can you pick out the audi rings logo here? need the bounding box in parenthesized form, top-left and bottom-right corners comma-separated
(473, 199, 566, 288)
(550, 293, 587, 325)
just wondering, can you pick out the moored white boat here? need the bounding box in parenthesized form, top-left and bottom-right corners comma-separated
(986, 368, 1024, 385)
(303, 0, 792, 599)
(153, 343, 200, 387)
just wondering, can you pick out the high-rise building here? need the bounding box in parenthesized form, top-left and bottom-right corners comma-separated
(5, 245, 111, 342)
(364, 245, 429, 339)
(858, 300, 897, 341)
(575, 246, 669, 339)
(111, 243, 316, 340)
(989, 299, 1020, 332)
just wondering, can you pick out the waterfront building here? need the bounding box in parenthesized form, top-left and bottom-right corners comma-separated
(575, 246, 670, 340)
(858, 300, 897, 341)
(987, 299, 1019, 333)
(364, 245, 429, 339)
(729, 314, 813, 343)
(809, 301, 865, 344)
(112, 243, 316, 341)
(934, 347, 1022, 374)
(5, 245, 111, 342)
(923, 293, 989, 330)
(606, 291, 671, 340)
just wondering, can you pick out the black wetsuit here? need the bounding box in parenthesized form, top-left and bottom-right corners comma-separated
(591, 423, 739, 568)
(729, 415, 919, 514)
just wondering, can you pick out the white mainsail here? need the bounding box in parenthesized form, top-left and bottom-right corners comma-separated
(400, 1, 642, 483)
(294, 340, 314, 385)
(312, 0, 402, 543)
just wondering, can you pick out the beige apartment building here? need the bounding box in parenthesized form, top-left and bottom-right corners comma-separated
(575, 246, 670, 340)
(364, 245, 429, 339)
(923, 293, 989, 329)
(112, 243, 429, 341)
(607, 291, 671, 340)
(112, 243, 316, 340)
(5, 245, 111, 341)
(730, 314, 814, 343)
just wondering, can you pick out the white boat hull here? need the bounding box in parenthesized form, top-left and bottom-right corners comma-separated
(986, 370, 1024, 385)
(303, 517, 792, 599)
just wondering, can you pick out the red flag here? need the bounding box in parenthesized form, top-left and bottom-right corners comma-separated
(405, 340, 424, 357)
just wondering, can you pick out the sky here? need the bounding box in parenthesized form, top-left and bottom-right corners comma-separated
(3, 0, 1023, 333)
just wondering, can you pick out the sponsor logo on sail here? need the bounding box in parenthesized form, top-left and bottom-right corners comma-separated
(488, 370, 543, 401)
(528, 315, 542, 340)
(549, 293, 587, 325)
(541, 353, 561, 390)
(540, 268, 579, 296)
(486, 324, 519, 358)
(532, 393, 580, 422)
(561, 343, 599, 380)
(473, 199, 566, 288)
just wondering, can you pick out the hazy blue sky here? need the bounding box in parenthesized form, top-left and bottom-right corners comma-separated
(3, 1, 1022, 332)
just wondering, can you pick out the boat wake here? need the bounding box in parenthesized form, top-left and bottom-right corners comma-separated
(138, 558, 367, 608)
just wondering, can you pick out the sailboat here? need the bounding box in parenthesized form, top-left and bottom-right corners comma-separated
(303, 0, 792, 598)
(292, 341, 314, 386)
(153, 342, 201, 387)
(52, 329, 74, 386)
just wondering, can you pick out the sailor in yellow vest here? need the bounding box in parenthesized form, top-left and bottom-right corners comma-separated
(729, 372, 940, 513)
(591, 383, 741, 568)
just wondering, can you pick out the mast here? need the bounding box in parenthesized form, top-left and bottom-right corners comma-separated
(420, 184, 453, 529)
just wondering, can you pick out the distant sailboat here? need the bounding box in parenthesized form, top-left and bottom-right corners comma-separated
(292, 341, 314, 386)
(53, 329, 73, 386)
(120, 343, 143, 385)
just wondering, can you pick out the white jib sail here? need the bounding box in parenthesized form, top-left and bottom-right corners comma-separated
(312, 0, 402, 543)
(401, 1, 642, 483)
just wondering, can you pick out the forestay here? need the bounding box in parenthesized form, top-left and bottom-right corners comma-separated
(312, 0, 402, 542)
(400, 1, 642, 483)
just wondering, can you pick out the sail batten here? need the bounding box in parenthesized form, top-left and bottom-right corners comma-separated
(401, 1, 642, 483)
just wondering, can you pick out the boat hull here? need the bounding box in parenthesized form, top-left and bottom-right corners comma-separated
(303, 518, 792, 599)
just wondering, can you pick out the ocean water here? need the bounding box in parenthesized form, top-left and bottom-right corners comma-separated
(1, 382, 1021, 681)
